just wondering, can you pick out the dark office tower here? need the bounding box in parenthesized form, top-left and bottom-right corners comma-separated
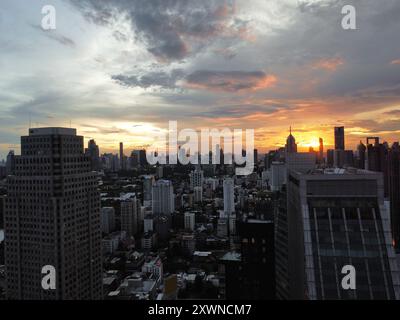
(275, 186, 290, 300)
(357, 141, 366, 169)
(253, 149, 258, 166)
(388, 143, 400, 251)
(0, 195, 4, 229)
(238, 217, 275, 300)
(334, 126, 345, 150)
(6, 150, 15, 176)
(318, 138, 324, 164)
(85, 139, 101, 171)
(366, 137, 389, 196)
(5, 128, 102, 300)
(119, 142, 125, 170)
(344, 150, 354, 167)
(285, 127, 297, 154)
(287, 168, 400, 300)
(327, 149, 334, 167)
(219, 252, 242, 300)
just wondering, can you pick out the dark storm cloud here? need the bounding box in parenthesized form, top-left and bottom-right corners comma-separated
(68, 0, 237, 61)
(112, 69, 185, 89)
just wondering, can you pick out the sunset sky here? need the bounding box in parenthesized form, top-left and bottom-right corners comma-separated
(1, 0, 400, 159)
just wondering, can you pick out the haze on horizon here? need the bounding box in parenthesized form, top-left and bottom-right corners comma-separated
(1, 0, 400, 159)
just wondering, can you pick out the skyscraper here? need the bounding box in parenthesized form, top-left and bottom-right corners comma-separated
(119, 142, 125, 171)
(334, 126, 345, 150)
(189, 167, 204, 190)
(121, 197, 140, 237)
(286, 168, 400, 300)
(152, 180, 175, 215)
(285, 127, 297, 154)
(318, 138, 324, 164)
(100, 207, 116, 234)
(223, 178, 235, 215)
(143, 175, 155, 203)
(5, 150, 15, 176)
(85, 139, 101, 171)
(388, 143, 400, 251)
(357, 141, 366, 169)
(237, 217, 275, 299)
(5, 128, 102, 300)
(184, 212, 195, 231)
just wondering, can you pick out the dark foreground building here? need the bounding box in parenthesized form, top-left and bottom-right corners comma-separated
(286, 168, 400, 299)
(4, 128, 102, 299)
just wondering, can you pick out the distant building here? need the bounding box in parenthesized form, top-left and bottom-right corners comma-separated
(5, 150, 15, 176)
(85, 139, 101, 171)
(285, 127, 297, 154)
(143, 175, 155, 202)
(270, 162, 285, 191)
(223, 178, 235, 215)
(184, 212, 195, 231)
(121, 197, 140, 237)
(152, 180, 175, 215)
(334, 126, 345, 150)
(190, 167, 204, 190)
(101, 207, 116, 234)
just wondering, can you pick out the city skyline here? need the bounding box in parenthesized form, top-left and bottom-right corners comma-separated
(1, 0, 400, 159)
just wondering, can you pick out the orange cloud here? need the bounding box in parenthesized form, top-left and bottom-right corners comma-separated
(391, 59, 400, 65)
(313, 57, 344, 71)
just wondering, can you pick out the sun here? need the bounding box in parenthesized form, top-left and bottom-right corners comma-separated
(299, 137, 321, 150)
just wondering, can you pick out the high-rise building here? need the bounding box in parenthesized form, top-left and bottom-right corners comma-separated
(189, 167, 204, 190)
(5, 150, 15, 176)
(223, 178, 235, 215)
(101, 207, 116, 234)
(119, 142, 126, 171)
(270, 162, 285, 191)
(143, 175, 155, 203)
(365, 137, 389, 196)
(388, 143, 400, 251)
(85, 139, 101, 171)
(334, 126, 345, 150)
(152, 180, 175, 215)
(286, 167, 400, 299)
(5, 127, 102, 299)
(237, 217, 275, 299)
(285, 127, 297, 154)
(121, 197, 140, 237)
(327, 149, 334, 167)
(357, 141, 366, 169)
(318, 138, 324, 164)
(184, 212, 195, 231)
(193, 186, 203, 203)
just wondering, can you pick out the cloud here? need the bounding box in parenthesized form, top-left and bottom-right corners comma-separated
(112, 69, 185, 89)
(312, 57, 344, 72)
(30, 24, 76, 48)
(391, 59, 400, 65)
(68, 0, 241, 62)
(185, 70, 277, 92)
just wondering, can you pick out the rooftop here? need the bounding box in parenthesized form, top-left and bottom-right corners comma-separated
(28, 127, 77, 136)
